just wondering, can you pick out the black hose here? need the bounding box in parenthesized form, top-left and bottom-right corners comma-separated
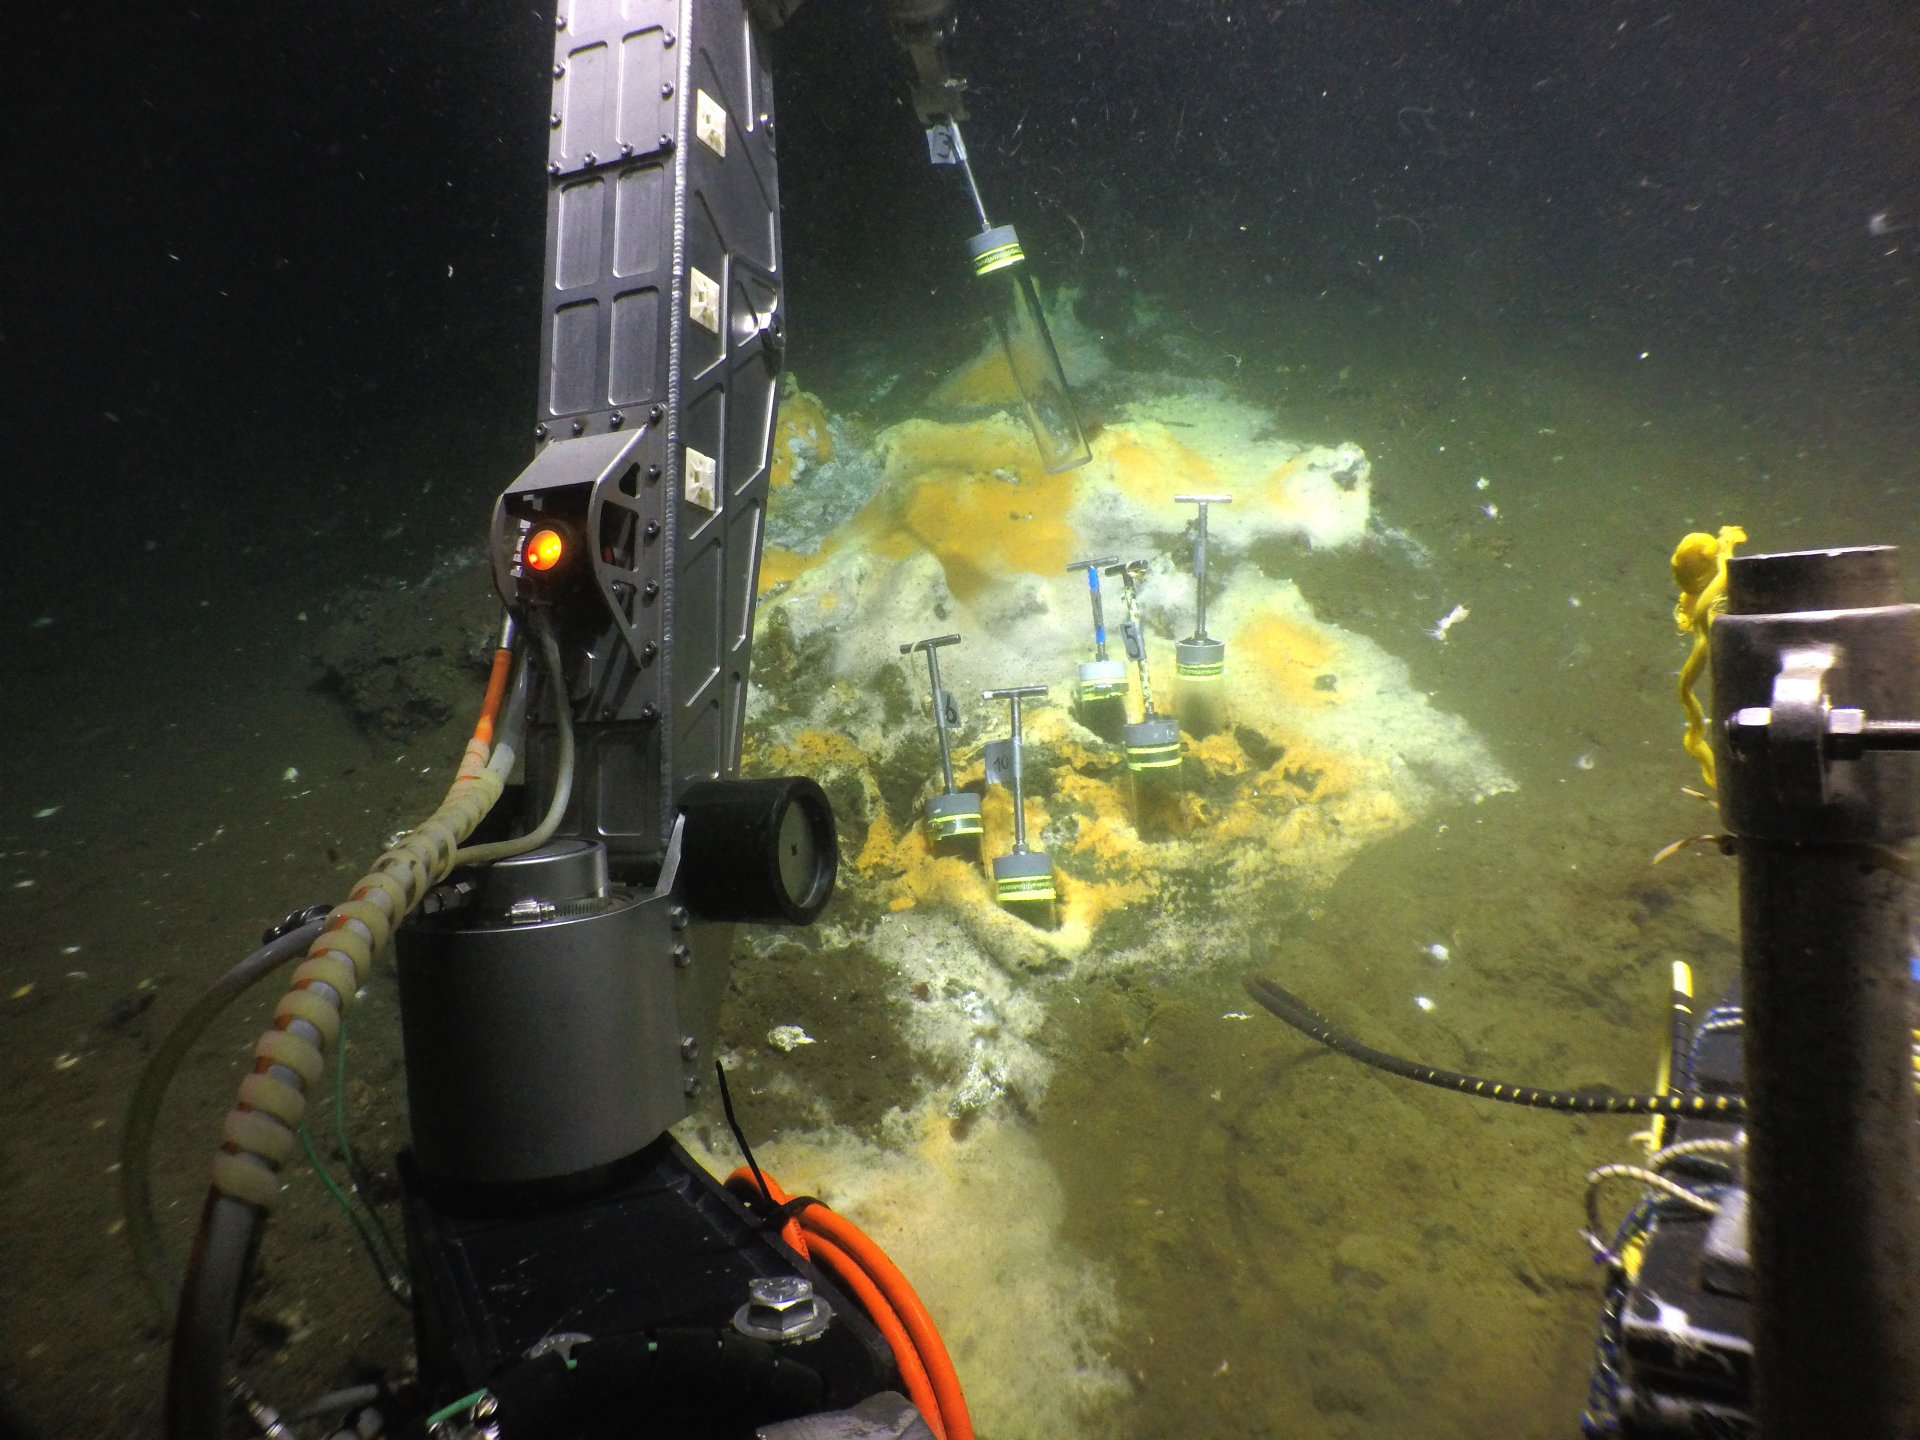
(121, 916, 327, 1319)
(166, 1190, 266, 1439)
(1242, 974, 1747, 1119)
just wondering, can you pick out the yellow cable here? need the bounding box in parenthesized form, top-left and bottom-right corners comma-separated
(1669, 524, 1746, 787)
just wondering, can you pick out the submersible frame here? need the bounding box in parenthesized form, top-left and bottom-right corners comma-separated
(1710, 544, 1920, 1437)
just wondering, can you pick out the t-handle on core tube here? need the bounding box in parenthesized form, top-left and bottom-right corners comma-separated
(901, 633, 965, 791)
(1066, 555, 1128, 739)
(982, 684, 1057, 924)
(1175, 494, 1232, 670)
(901, 633, 983, 851)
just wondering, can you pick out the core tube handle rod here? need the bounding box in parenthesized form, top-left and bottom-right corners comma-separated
(984, 685, 1047, 852)
(944, 118, 993, 232)
(1176, 494, 1232, 644)
(1067, 555, 1120, 661)
(1105, 561, 1157, 718)
(902, 634, 965, 793)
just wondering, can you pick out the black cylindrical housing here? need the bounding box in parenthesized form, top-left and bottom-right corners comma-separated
(679, 776, 838, 924)
(1712, 545, 1920, 1438)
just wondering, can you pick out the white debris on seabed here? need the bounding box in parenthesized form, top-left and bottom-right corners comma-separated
(948, 1043, 1007, 1117)
(1429, 604, 1470, 643)
(1423, 942, 1451, 965)
(32, 807, 60, 820)
(1414, 995, 1438, 1013)
(767, 1024, 816, 1053)
(281, 766, 300, 783)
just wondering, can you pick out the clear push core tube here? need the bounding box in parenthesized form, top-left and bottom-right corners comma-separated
(966, 224, 1091, 474)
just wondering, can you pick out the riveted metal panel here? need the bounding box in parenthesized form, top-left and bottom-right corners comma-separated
(510, 0, 781, 879)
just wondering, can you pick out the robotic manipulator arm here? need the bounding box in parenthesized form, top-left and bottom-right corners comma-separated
(416, 0, 835, 1199)
(161, 5, 1014, 1434)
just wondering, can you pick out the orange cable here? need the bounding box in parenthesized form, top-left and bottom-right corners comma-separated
(802, 1230, 942, 1438)
(726, 1168, 972, 1440)
(472, 646, 515, 749)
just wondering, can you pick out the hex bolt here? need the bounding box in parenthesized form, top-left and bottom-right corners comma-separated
(680, 1035, 700, 1060)
(570, 418, 584, 435)
(648, 404, 665, 422)
(669, 905, 691, 931)
(641, 641, 658, 661)
(643, 581, 659, 599)
(658, 134, 674, 152)
(619, 141, 633, 156)
(647, 462, 663, 479)
(672, 942, 693, 967)
(609, 410, 624, 428)
(734, 1276, 831, 1343)
(661, 82, 675, 99)
(684, 1075, 703, 1097)
(534, 423, 548, 440)
(662, 30, 676, 46)
(552, 63, 566, 78)
(640, 703, 660, 720)
(554, 13, 567, 29)
(549, 112, 561, 129)
(644, 520, 661, 539)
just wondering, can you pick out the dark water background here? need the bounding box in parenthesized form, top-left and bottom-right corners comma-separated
(4, 2, 1916, 1436)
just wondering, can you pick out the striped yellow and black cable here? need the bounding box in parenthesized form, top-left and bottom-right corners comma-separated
(1243, 974, 1746, 1119)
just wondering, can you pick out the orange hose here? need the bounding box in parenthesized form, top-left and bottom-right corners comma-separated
(802, 1230, 941, 1438)
(471, 645, 515, 748)
(726, 1169, 972, 1440)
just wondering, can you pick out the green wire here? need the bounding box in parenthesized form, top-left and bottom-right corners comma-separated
(331, 1012, 406, 1276)
(297, 1012, 410, 1305)
(426, 1389, 494, 1429)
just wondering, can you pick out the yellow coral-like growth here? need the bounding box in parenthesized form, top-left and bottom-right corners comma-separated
(928, 344, 1022, 409)
(1232, 609, 1343, 710)
(849, 415, 1073, 599)
(1670, 524, 1747, 787)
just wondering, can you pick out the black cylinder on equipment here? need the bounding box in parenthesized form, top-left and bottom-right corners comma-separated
(678, 776, 837, 924)
(1712, 545, 1920, 1439)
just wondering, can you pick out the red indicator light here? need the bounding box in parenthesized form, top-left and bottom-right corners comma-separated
(525, 528, 566, 572)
